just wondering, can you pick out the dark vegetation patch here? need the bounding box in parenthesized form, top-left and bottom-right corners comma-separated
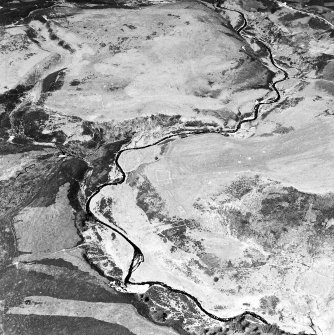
(81, 121, 104, 148)
(259, 323, 288, 335)
(0, 0, 56, 26)
(220, 182, 334, 258)
(260, 295, 280, 316)
(308, 16, 329, 30)
(234, 58, 275, 91)
(0, 217, 16, 275)
(312, 194, 334, 234)
(199, 314, 259, 335)
(108, 43, 122, 55)
(152, 309, 169, 323)
(129, 174, 202, 251)
(85, 138, 130, 196)
(63, 159, 89, 211)
(275, 57, 293, 68)
(41, 68, 67, 93)
(102, 113, 181, 147)
(83, 233, 123, 280)
(2, 156, 86, 213)
(314, 53, 334, 74)
(261, 97, 304, 119)
(260, 187, 312, 227)
(0, 111, 11, 140)
(227, 209, 253, 240)
(184, 120, 219, 128)
(272, 124, 294, 134)
(10, 106, 68, 144)
(138, 286, 197, 334)
(241, 0, 279, 13)
(240, 0, 266, 11)
(65, 0, 119, 5)
(184, 120, 208, 127)
(25, 27, 39, 42)
(4, 314, 136, 335)
(167, 13, 180, 18)
(27, 157, 88, 209)
(195, 108, 237, 123)
(87, 255, 123, 280)
(58, 40, 74, 52)
(306, 234, 323, 257)
(315, 79, 334, 95)
(160, 219, 201, 251)
(0, 84, 33, 112)
(70, 79, 81, 86)
(0, 267, 134, 310)
(123, 23, 136, 30)
(228, 186, 317, 250)
(80, 242, 124, 286)
(253, 40, 271, 58)
(34, 258, 79, 271)
(107, 261, 123, 278)
(150, 113, 182, 126)
(320, 61, 334, 81)
(304, 0, 324, 4)
(159, 139, 174, 155)
(0, 153, 56, 216)
(225, 176, 260, 199)
(279, 11, 308, 22)
(129, 174, 166, 221)
(135, 288, 189, 334)
(0, 142, 45, 156)
(98, 197, 116, 225)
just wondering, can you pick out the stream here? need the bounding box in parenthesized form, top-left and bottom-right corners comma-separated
(84, 3, 290, 329)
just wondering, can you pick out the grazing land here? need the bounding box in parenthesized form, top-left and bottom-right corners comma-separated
(94, 123, 334, 334)
(1, 0, 334, 335)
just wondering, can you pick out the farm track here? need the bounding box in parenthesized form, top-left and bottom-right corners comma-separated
(83, 2, 305, 332)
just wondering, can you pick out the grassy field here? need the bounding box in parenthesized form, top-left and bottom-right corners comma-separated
(95, 113, 334, 334)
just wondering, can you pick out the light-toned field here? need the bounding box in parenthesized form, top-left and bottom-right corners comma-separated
(0, 150, 46, 181)
(121, 117, 334, 197)
(4, 1, 273, 128)
(6, 295, 179, 335)
(14, 183, 80, 255)
(0, 26, 52, 94)
(94, 112, 334, 334)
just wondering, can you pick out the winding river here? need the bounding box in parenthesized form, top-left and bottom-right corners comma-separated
(85, 2, 290, 329)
